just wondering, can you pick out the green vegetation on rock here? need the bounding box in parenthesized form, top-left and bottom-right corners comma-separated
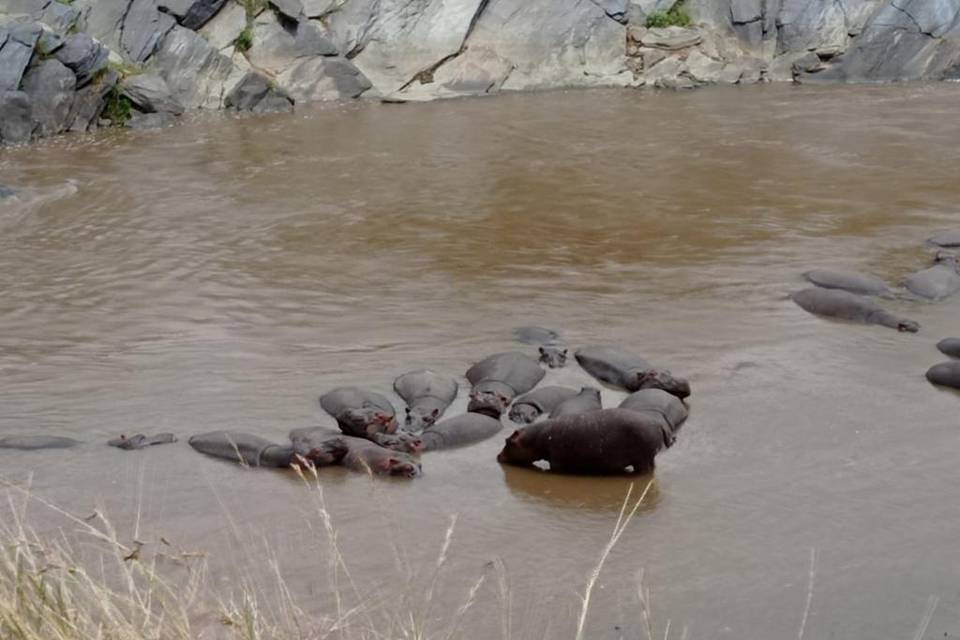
(646, 1, 692, 28)
(102, 88, 133, 126)
(234, 26, 253, 53)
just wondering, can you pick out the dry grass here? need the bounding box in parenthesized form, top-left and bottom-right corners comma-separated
(0, 469, 663, 640)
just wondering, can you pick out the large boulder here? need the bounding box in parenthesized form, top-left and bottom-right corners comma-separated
(245, 12, 338, 74)
(776, 0, 847, 54)
(199, 0, 247, 50)
(54, 33, 109, 87)
(276, 56, 372, 101)
(121, 73, 185, 114)
(0, 22, 42, 92)
(223, 71, 294, 112)
(150, 25, 245, 109)
(20, 59, 76, 136)
(270, 0, 304, 21)
(121, 0, 177, 62)
(67, 68, 119, 132)
(0, 91, 34, 144)
(157, 0, 229, 30)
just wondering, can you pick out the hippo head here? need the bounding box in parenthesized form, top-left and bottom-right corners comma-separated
(404, 407, 441, 431)
(496, 430, 540, 467)
(635, 369, 691, 400)
(934, 251, 960, 272)
(373, 430, 425, 455)
(897, 319, 920, 333)
(538, 345, 568, 369)
(378, 455, 421, 478)
(340, 406, 398, 437)
(508, 403, 540, 425)
(468, 383, 513, 418)
(303, 439, 350, 466)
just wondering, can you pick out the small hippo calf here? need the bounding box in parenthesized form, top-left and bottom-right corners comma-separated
(497, 408, 673, 475)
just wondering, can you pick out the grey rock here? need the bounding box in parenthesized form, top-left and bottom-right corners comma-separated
(78, 0, 129, 53)
(37, 28, 64, 55)
(776, 0, 847, 54)
(0, 91, 33, 144)
(158, 0, 229, 29)
(303, 0, 338, 17)
(39, 1, 83, 33)
(640, 26, 702, 50)
(199, 0, 247, 50)
(247, 13, 338, 75)
(126, 109, 177, 128)
(21, 59, 76, 136)
(150, 25, 240, 109)
(67, 68, 119, 132)
(0, 22, 42, 92)
(0, 0, 51, 15)
(270, 0, 303, 20)
(277, 55, 371, 101)
(730, 0, 762, 23)
(120, 0, 177, 63)
(683, 49, 726, 82)
(121, 73, 185, 114)
(54, 33, 109, 87)
(224, 71, 294, 111)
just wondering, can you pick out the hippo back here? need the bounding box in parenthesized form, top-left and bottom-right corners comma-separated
(0, 435, 81, 450)
(549, 387, 602, 419)
(420, 413, 503, 451)
(393, 370, 458, 405)
(574, 345, 651, 388)
(803, 269, 891, 296)
(937, 338, 960, 358)
(512, 386, 579, 414)
(619, 389, 689, 430)
(904, 262, 960, 300)
(466, 352, 545, 395)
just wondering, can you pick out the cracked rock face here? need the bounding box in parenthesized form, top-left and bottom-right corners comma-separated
(0, 23, 42, 93)
(21, 59, 76, 137)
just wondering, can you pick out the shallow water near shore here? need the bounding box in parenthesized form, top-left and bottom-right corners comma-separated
(2, 83, 960, 638)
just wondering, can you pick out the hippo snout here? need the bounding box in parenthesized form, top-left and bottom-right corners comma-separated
(898, 320, 920, 333)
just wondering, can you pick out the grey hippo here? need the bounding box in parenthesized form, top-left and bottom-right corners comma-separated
(549, 386, 602, 419)
(508, 386, 579, 424)
(927, 230, 960, 249)
(108, 433, 177, 450)
(904, 253, 960, 300)
(926, 361, 960, 391)
(619, 388, 689, 432)
(189, 431, 305, 468)
(336, 436, 422, 477)
(791, 288, 919, 332)
(418, 413, 503, 451)
(574, 345, 691, 399)
(466, 351, 545, 418)
(496, 408, 674, 475)
(803, 269, 892, 297)
(290, 425, 423, 455)
(937, 338, 960, 359)
(393, 370, 458, 431)
(0, 436, 82, 450)
(514, 326, 568, 368)
(319, 386, 398, 437)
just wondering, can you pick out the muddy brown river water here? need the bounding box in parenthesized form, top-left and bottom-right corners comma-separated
(1, 84, 960, 639)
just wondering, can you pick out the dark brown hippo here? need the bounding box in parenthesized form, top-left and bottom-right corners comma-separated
(393, 370, 458, 431)
(289, 426, 423, 456)
(508, 386, 579, 424)
(938, 338, 960, 359)
(803, 269, 892, 297)
(418, 413, 502, 451)
(926, 361, 960, 390)
(108, 433, 177, 450)
(496, 409, 673, 475)
(0, 436, 82, 450)
(337, 436, 422, 477)
(466, 352, 545, 418)
(188, 431, 304, 468)
(574, 345, 691, 399)
(619, 388, 689, 432)
(791, 288, 919, 332)
(904, 253, 960, 300)
(513, 326, 568, 368)
(319, 387, 398, 437)
(549, 386, 602, 418)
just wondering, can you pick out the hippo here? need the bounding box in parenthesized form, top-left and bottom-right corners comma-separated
(319, 387, 398, 437)
(0, 436, 82, 450)
(418, 413, 503, 451)
(926, 361, 960, 390)
(803, 269, 892, 297)
(337, 436, 422, 477)
(927, 230, 960, 248)
(791, 288, 919, 332)
(496, 409, 673, 475)
(466, 352, 545, 418)
(508, 386, 579, 424)
(574, 345, 691, 399)
(393, 370, 458, 431)
(107, 433, 177, 450)
(549, 387, 602, 418)
(937, 338, 960, 359)
(513, 326, 568, 368)
(188, 431, 302, 467)
(904, 253, 960, 300)
(289, 426, 422, 456)
(619, 388, 689, 431)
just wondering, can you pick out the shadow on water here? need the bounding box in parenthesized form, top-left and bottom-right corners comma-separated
(500, 463, 661, 513)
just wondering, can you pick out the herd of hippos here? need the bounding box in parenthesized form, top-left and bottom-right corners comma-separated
(0, 230, 958, 479)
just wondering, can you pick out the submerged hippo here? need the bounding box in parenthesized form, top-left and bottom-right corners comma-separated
(418, 413, 502, 451)
(337, 436, 421, 477)
(393, 370, 458, 431)
(289, 425, 423, 456)
(574, 345, 691, 399)
(927, 230, 960, 248)
(466, 352, 545, 418)
(108, 433, 177, 450)
(803, 269, 892, 297)
(619, 388, 689, 431)
(496, 409, 673, 475)
(549, 387, 602, 418)
(937, 338, 960, 359)
(189, 431, 301, 467)
(508, 386, 579, 424)
(0, 436, 82, 450)
(791, 288, 919, 332)
(926, 361, 960, 390)
(514, 326, 568, 368)
(319, 387, 398, 437)
(904, 253, 960, 300)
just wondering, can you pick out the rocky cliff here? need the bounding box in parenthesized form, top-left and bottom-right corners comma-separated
(2, 0, 960, 144)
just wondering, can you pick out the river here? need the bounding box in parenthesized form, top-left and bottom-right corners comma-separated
(1, 83, 959, 639)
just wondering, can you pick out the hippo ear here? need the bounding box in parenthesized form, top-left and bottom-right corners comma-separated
(431, 408, 439, 417)
(405, 407, 411, 414)
(508, 430, 521, 443)
(538, 346, 545, 354)
(562, 349, 568, 356)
